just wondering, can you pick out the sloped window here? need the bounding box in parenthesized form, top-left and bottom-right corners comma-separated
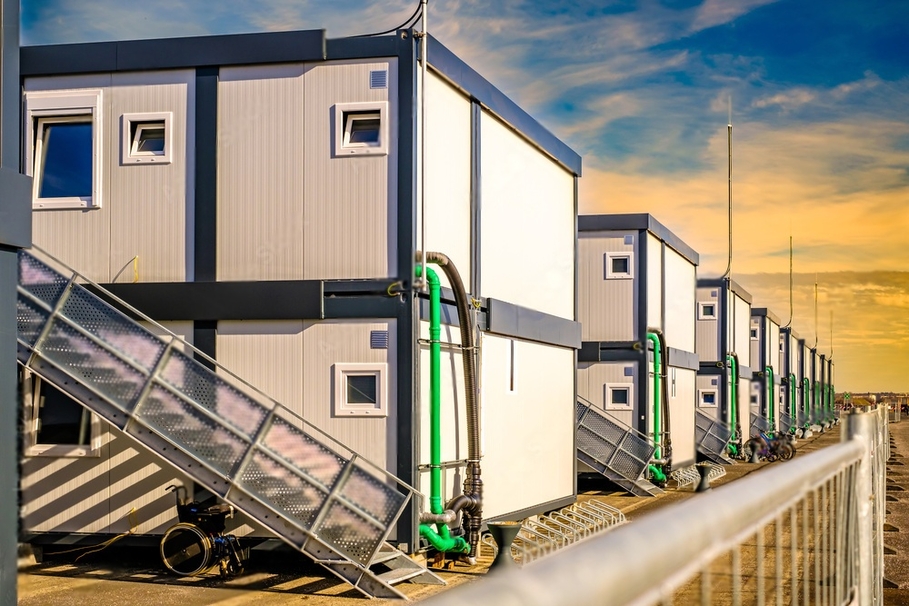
(333, 363, 388, 417)
(122, 112, 173, 164)
(333, 102, 389, 157)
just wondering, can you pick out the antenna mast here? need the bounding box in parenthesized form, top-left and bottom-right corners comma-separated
(783, 236, 793, 328)
(721, 97, 733, 279)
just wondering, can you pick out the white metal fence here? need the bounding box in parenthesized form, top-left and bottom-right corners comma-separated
(424, 407, 888, 606)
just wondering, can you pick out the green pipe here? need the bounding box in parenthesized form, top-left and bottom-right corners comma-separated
(727, 354, 738, 440)
(802, 377, 809, 421)
(765, 366, 774, 428)
(646, 333, 662, 460)
(648, 464, 666, 483)
(415, 264, 469, 554)
(789, 373, 797, 422)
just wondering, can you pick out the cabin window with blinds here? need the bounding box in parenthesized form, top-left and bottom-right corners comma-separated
(22, 370, 100, 457)
(333, 101, 389, 156)
(122, 112, 173, 164)
(25, 89, 103, 210)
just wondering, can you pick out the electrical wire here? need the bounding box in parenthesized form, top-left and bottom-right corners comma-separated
(45, 508, 139, 561)
(346, 1, 423, 38)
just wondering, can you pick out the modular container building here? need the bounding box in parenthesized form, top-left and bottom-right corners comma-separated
(695, 278, 752, 459)
(809, 347, 821, 423)
(749, 308, 782, 435)
(17, 28, 582, 574)
(576, 214, 699, 493)
(797, 337, 811, 427)
(779, 327, 801, 433)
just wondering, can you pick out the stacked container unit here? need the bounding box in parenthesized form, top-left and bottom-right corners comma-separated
(749, 308, 782, 435)
(18, 30, 582, 553)
(695, 279, 753, 458)
(797, 338, 811, 429)
(577, 214, 699, 482)
(779, 327, 801, 433)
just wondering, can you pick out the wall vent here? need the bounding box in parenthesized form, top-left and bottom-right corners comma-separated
(711, 378, 718, 386)
(370, 70, 388, 89)
(370, 330, 389, 349)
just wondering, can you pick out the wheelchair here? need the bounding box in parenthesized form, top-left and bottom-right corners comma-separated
(160, 485, 249, 578)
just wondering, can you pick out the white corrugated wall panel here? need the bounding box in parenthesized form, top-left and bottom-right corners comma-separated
(420, 71, 471, 291)
(769, 321, 781, 374)
(479, 112, 574, 319)
(217, 64, 306, 281)
(480, 335, 574, 519)
(585, 361, 636, 428)
(578, 233, 634, 341)
(109, 71, 193, 283)
(733, 295, 752, 368)
(215, 320, 305, 413)
(737, 377, 751, 434)
(696, 287, 719, 361)
(670, 368, 696, 468)
(26, 74, 113, 281)
(664, 248, 696, 352)
(304, 60, 396, 279)
(750, 318, 761, 369)
(646, 234, 662, 330)
(301, 320, 395, 469)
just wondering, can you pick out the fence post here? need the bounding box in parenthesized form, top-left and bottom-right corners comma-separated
(845, 408, 878, 605)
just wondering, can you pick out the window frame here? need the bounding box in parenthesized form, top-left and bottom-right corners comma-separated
(698, 388, 718, 408)
(122, 111, 173, 165)
(604, 382, 634, 410)
(22, 370, 102, 457)
(25, 88, 103, 210)
(333, 101, 389, 157)
(604, 251, 634, 280)
(698, 301, 717, 319)
(332, 363, 388, 417)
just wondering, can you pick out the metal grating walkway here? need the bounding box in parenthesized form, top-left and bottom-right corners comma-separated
(575, 398, 661, 497)
(695, 409, 734, 465)
(16, 248, 440, 599)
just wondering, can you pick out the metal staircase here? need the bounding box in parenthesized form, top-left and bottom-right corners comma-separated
(16, 248, 442, 599)
(575, 398, 662, 497)
(694, 409, 734, 465)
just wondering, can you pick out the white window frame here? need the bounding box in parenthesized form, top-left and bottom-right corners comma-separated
(698, 388, 718, 408)
(698, 301, 717, 319)
(121, 111, 173, 165)
(604, 382, 634, 410)
(25, 88, 103, 210)
(333, 101, 389, 157)
(23, 370, 102, 457)
(604, 252, 634, 280)
(332, 363, 388, 417)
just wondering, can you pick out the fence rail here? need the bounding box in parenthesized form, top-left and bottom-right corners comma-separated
(425, 407, 888, 606)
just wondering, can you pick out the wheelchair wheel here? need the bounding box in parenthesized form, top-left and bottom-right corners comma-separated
(161, 523, 213, 576)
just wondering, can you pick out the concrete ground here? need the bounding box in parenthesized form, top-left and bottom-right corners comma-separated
(18, 424, 907, 605)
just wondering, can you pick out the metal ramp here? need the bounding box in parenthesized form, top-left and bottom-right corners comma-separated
(695, 409, 734, 465)
(749, 411, 773, 436)
(16, 248, 441, 599)
(778, 411, 796, 433)
(575, 399, 662, 497)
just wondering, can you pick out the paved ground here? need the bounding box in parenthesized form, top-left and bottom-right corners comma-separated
(18, 424, 908, 604)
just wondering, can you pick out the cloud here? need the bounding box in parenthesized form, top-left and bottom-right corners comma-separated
(752, 89, 816, 110)
(689, 0, 781, 33)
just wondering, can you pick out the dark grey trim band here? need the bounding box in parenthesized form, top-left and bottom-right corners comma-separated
(92, 281, 325, 321)
(752, 307, 782, 325)
(427, 35, 581, 176)
(193, 320, 217, 370)
(666, 347, 699, 371)
(21, 30, 326, 76)
(194, 67, 218, 282)
(578, 213, 699, 266)
(326, 34, 398, 61)
(486, 299, 581, 349)
(697, 277, 753, 304)
(0, 168, 31, 248)
(578, 341, 646, 363)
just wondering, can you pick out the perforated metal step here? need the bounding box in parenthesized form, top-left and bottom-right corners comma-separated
(576, 399, 661, 496)
(16, 248, 437, 599)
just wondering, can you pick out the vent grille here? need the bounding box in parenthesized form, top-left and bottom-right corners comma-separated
(711, 378, 718, 386)
(370, 330, 389, 349)
(623, 235, 634, 245)
(369, 70, 388, 89)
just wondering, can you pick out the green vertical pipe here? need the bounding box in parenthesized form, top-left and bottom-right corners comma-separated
(646, 333, 662, 460)
(765, 366, 774, 428)
(415, 265, 468, 554)
(789, 373, 797, 421)
(727, 354, 738, 439)
(802, 377, 810, 423)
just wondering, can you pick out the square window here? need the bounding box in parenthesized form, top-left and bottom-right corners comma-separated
(699, 389, 718, 407)
(333, 363, 388, 417)
(122, 112, 173, 164)
(699, 302, 716, 319)
(333, 102, 389, 157)
(23, 371, 100, 457)
(604, 252, 634, 280)
(25, 89, 103, 210)
(605, 382, 634, 409)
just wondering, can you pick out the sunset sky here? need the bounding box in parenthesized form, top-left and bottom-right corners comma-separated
(21, 0, 909, 392)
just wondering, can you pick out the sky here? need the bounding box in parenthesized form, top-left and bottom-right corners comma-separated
(20, 0, 909, 392)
